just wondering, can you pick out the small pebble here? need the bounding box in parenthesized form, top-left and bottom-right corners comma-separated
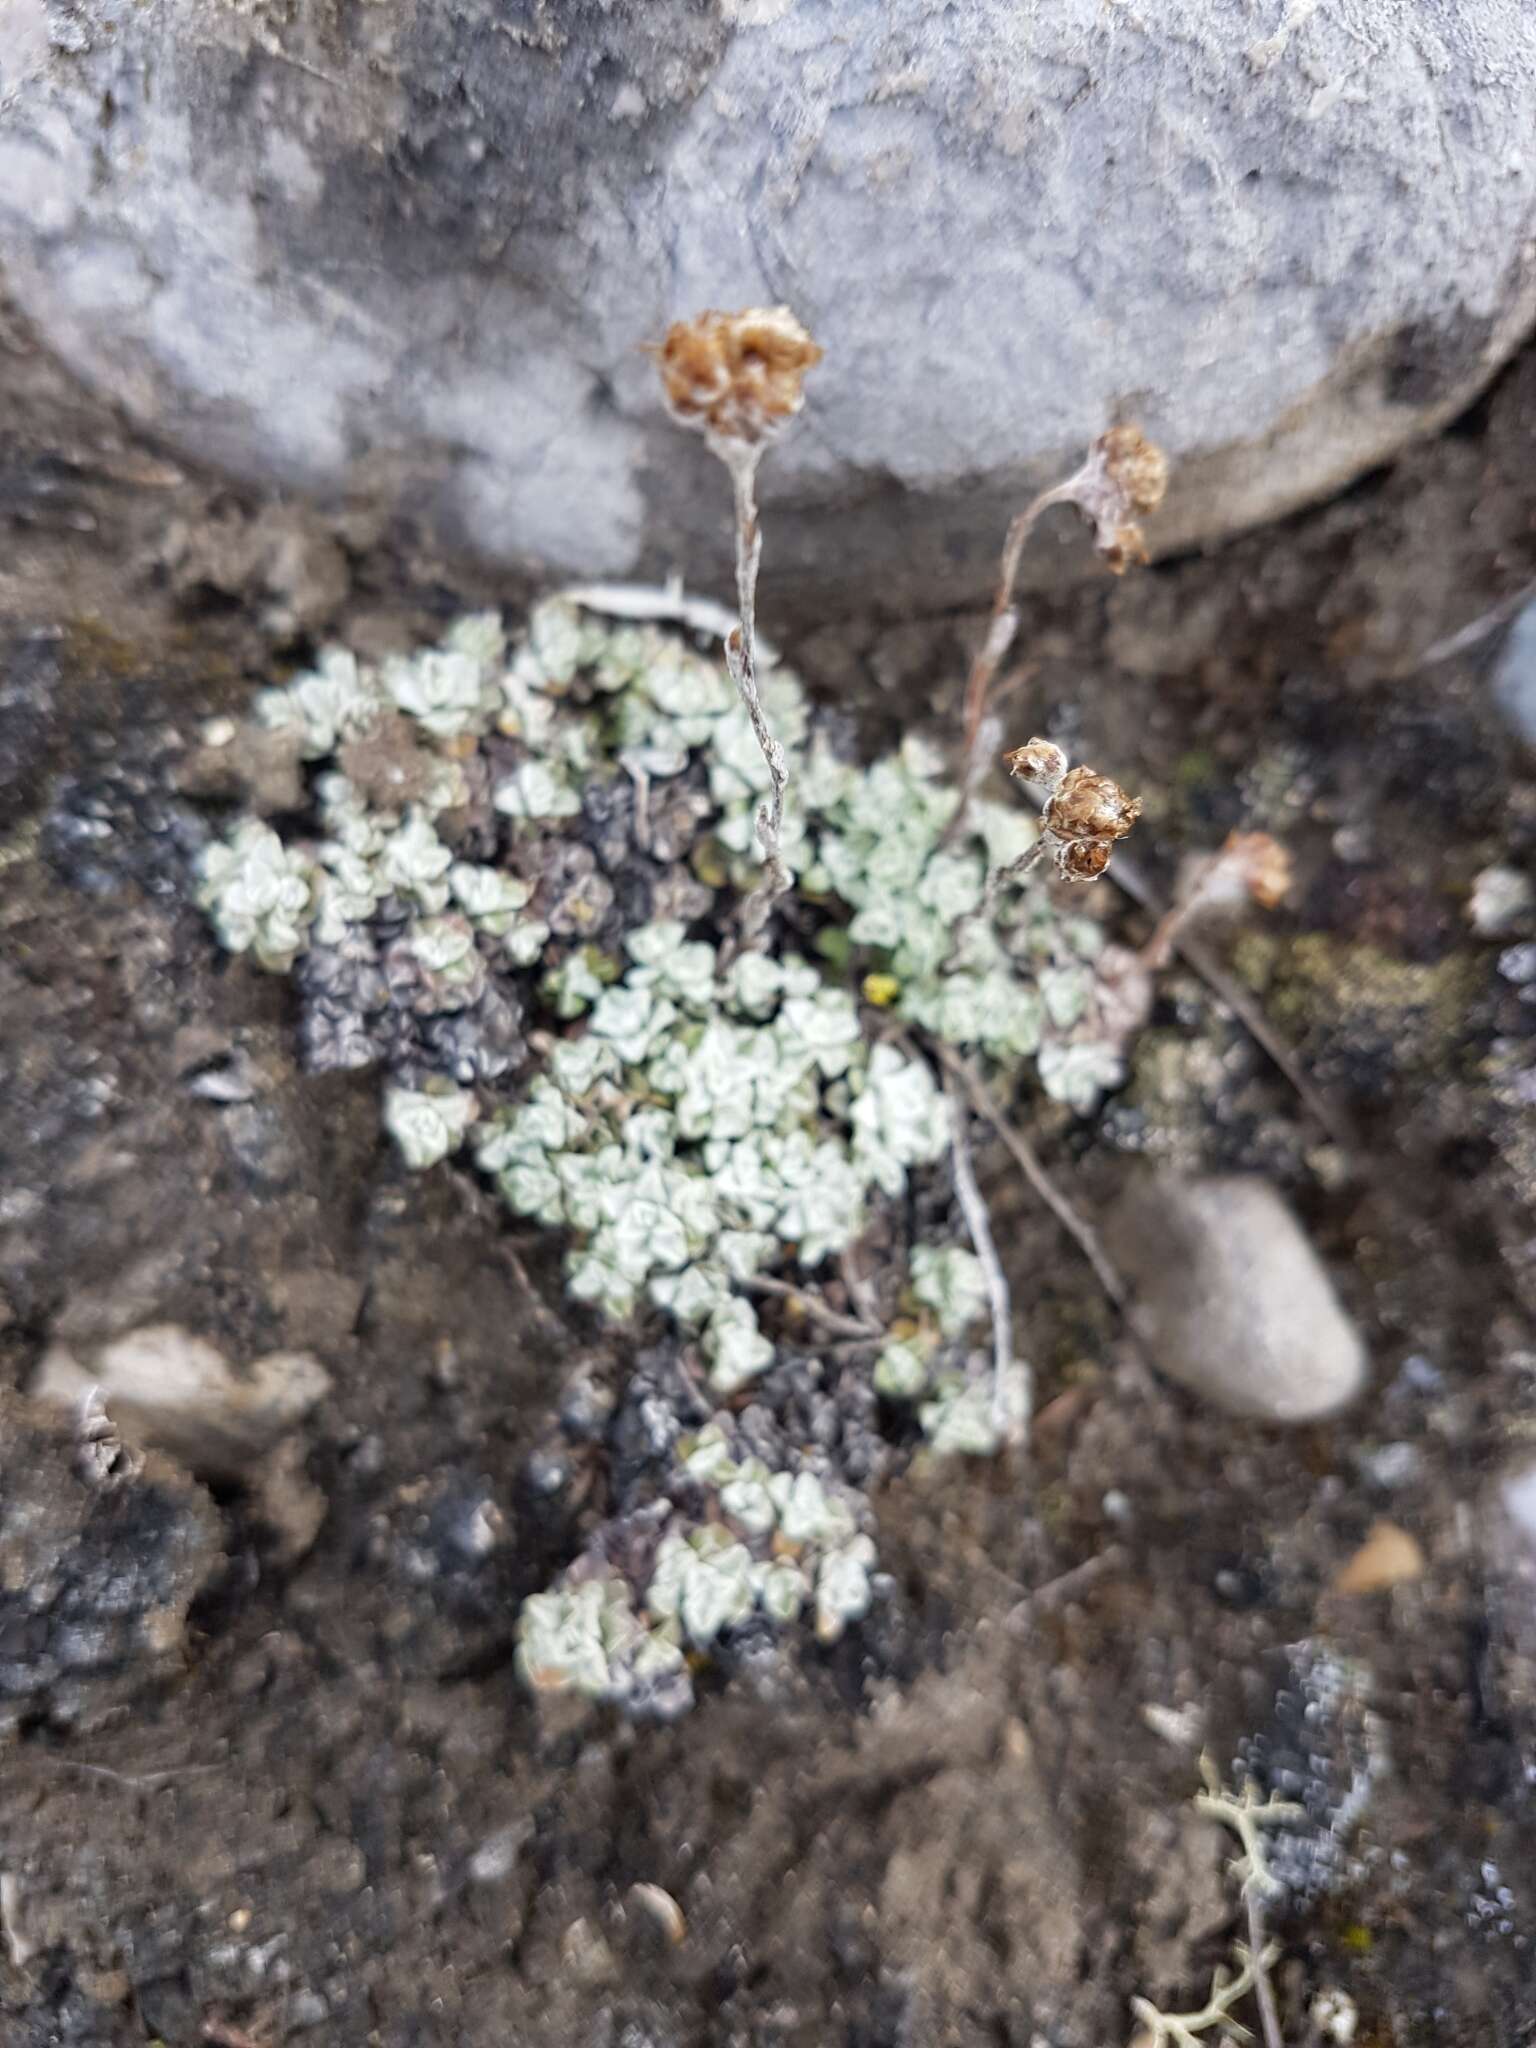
(1331, 1520, 1425, 1595)
(1104, 1174, 1366, 1422)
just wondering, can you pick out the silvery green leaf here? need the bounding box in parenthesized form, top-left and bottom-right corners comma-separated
(917, 850, 985, 922)
(909, 1244, 988, 1339)
(196, 820, 318, 970)
(385, 647, 490, 738)
(723, 951, 784, 1020)
(679, 1541, 755, 1646)
(974, 798, 1038, 871)
(622, 1106, 675, 1161)
(548, 1036, 621, 1097)
(650, 1262, 731, 1328)
(515, 1582, 612, 1697)
(798, 737, 856, 812)
(502, 917, 552, 968)
(511, 1077, 587, 1152)
(754, 1558, 808, 1624)
(610, 1198, 690, 1279)
(565, 1246, 637, 1320)
(847, 892, 906, 950)
(544, 949, 607, 1019)
(814, 1535, 877, 1643)
(873, 1339, 931, 1401)
(1060, 915, 1105, 962)
(409, 913, 478, 977)
(589, 984, 676, 1065)
(526, 597, 584, 685)
(643, 644, 733, 720)
(719, 1472, 776, 1538)
(778, 990, 861, 1079)
(450, 861, 533, 931)
(715, 1229, 775, 1282)
(383, 1084, 477, 1170)
(377, 814, 453, 911)
(919, 1364, 1028, 1456)
(500, 1162, 565, 1224)
(899, 733, 948, 784)
(626, 921, 686, 968)
(443, 609, 506, 672)
(493, 759, 581, 823)
(1038, 1040, 1126, 1115)
(256, 647, 380, 757)
(648, 1528, 754, 1647)
(497, 667, 559, 748)
(974, 972, 1044, 1059)
(679, 1423, 737, 1484)
(766, 1470, 856, 1551)
(1039, 964, 1091, 1032)
(703, 1297, 774, 1395)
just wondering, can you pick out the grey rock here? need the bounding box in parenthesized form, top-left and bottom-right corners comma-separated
(3, 2, 1535, 616)
(1105, 1174, 1367, 1422)
(1491, 600, 1536, 747)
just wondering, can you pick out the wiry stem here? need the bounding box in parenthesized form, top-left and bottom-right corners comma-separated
(718, 441, 791, 950)
(944, 1072, 1024, 1443)
(934, 1043, 1129, 1313)
(950, 479, 1076, 837)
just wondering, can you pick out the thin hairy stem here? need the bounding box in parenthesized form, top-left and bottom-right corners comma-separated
(718, 442, 791, 950)
(950, 479, 1076, 836)
(944, 1072, 1023, 1442)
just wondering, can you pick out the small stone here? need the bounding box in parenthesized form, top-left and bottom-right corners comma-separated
(32, 1324, 330, 1478)
(1331, 1520, 1426, 1595)
(1104, 1174, 1367, 1422)
(1491, 599, 1536, 748)
(1468, 864, 1534, 939)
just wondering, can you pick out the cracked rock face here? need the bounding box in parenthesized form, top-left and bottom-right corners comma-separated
(2, 1, 1534, 614)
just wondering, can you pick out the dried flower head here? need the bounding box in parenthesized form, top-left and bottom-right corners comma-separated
(1219, 830, 1292, 911)
(1095, 425, 1169, 517)
(1003, 738, 1068, 791)
(656, 306, 823, 446)
(1072, 423, 1169, 574)
(1045, 765, 1142, 847)
(1055, 838, 1113, 881)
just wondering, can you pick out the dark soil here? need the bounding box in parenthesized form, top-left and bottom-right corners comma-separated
(3, 292, 1536, 2048)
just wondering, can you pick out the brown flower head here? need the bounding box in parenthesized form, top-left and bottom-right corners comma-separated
(1055, 837, 1113, 882)
(1071, 423, 1169, 574)
(656, 306, 822, 446)
(1003, 737, 1068, 791)
(1045, 765, 1142, 847)
(1220, 830, 1292, 911)
(1094, 425, 1169, 517)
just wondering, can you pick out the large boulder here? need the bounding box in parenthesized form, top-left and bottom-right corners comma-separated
(2, 1, 1534, 616)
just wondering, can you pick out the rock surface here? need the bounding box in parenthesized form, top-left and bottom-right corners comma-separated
(1105, 1173, 1367, 1422)
(34, 1324, 330, 1479)
(2, 2, 1535, 615)
(0, 1388, 222, 1737)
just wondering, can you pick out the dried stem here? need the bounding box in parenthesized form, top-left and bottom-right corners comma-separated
(953, 481, 1076, 828)
(934, 1043, 1129, 1313)
(944, 1070, 1023, 1441)
(741, 1273, 882, 1343)
(718, 440, 791, 951)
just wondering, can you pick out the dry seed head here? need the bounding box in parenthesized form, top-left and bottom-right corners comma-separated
(1003, 737, 1068, 791)
(1221, 830, 1292, 911)
(656, 306, 822, 446)
(1045, 765, 1142, 846)
(1093, 425, 1169, 517)
(1073, 423, 1169, 574)
(1055, 837, 1113, 882)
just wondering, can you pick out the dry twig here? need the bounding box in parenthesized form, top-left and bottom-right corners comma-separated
(934, 1042, 1128, 1313)
(740, 1273, 882, 1344)
(944, 1070, 1022, 1440)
